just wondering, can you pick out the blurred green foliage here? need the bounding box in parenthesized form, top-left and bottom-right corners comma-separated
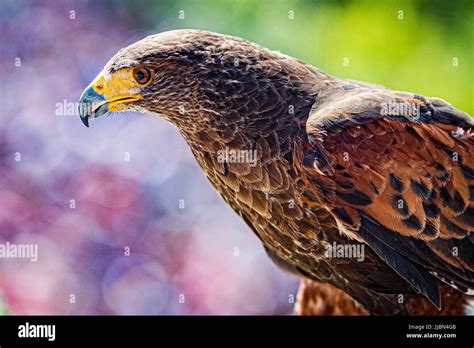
(117, 0, 474, 112)
(0, 295, 8, 315)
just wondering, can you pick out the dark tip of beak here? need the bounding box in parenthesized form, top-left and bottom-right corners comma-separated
(80, 115, 90, 127)
(78, 85, 107, 128)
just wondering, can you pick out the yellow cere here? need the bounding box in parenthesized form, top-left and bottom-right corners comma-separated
(91, 68, 143, 112)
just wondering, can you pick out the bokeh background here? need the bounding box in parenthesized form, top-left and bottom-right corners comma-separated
(0, 0, 472, 314)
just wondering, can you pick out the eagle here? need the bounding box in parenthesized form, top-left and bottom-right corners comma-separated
(79, 30, 474, 315)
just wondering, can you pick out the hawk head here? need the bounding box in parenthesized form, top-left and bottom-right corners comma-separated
(78, 29, 289, 130)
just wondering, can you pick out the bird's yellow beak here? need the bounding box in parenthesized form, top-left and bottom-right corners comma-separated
(78, 69, 142, 127)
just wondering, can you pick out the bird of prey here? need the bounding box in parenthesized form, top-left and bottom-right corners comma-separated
(79, 30, 474, 315)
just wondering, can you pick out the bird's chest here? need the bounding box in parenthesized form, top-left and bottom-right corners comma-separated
(194, 147, 331, 266)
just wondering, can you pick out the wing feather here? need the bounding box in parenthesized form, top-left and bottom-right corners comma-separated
(302, 90, 474, 302)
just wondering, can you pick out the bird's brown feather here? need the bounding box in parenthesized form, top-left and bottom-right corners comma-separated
(302, 91, 474, 302)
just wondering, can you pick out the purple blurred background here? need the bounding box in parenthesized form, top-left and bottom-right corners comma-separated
(0, 0, 299, 314)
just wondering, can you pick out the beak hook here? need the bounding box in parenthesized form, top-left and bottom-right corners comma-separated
(80, 115, 90, 128)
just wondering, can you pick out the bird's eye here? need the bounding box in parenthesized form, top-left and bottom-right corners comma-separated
(133, 67, 152, 85)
